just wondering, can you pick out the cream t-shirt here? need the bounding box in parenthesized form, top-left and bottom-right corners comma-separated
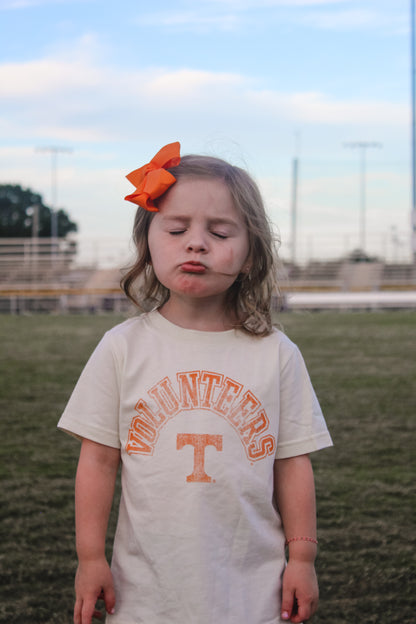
(58, 310, 332, 624)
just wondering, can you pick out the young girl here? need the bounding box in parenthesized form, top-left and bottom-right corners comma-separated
(58, 142, 332, 624)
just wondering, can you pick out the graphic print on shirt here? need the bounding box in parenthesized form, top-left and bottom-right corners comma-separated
(177, 433, 223, 482)
(125, 370, 276, 468)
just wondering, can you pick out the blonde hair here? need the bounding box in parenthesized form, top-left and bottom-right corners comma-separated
(121, 154, 281, 336)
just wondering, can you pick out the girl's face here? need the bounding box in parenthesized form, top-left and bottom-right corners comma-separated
(147, 177, 250, 310)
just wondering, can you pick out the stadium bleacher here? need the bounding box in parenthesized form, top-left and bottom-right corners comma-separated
(1, 238, 415, 312)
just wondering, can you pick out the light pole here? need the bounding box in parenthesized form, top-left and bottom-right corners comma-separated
(36, 146, 72, 245)
(290, 132, 301, 265)
(290, 155, 299, 264)
(411, 0, 416, 263)
(344, 141, 382, 254)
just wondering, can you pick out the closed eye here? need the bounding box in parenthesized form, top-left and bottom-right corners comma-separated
(211, 231, 228, 239)
(169, 230, 186, 235)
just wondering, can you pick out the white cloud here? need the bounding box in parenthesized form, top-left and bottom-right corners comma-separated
(0, 59, 101, 97)
(145, 68, 244, 99)
(248, 90, 408, 126)
(0, 0, 89, 9)
(302, 7, 407, 32)
(0, 47, 231, 105)
(157, 0, 408, 36)
(0, 33, 107, 98)
(200, 0, 346, 7)
(0, 34, 411, 262)
(0, 42, 408, 151)
(137, 10, 240, 31)
(0, 0, 42, 7)
(136, 1, 351, 34)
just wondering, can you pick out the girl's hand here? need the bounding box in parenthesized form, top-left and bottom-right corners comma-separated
(74, 558, 116, 624)
(281, 559, 319, 623)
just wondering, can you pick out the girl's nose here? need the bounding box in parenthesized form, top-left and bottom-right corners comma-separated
(186, 229, 208, 252)
(186, 240, 207, 252)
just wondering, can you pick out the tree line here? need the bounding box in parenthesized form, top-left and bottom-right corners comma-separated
(0, 184, 77, 238)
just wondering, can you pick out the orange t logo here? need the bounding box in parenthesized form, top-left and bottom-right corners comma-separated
(176, 433, 223, 483)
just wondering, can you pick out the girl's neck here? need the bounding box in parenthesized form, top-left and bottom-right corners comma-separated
(158, 297, 235, 332)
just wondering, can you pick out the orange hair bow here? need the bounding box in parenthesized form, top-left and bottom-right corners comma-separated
(124, 142, 181, 211)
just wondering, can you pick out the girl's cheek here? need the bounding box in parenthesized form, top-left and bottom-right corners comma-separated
(222, 249, 235, 265)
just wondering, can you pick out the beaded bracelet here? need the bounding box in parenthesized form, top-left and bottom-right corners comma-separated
(285, 536, 318, 546)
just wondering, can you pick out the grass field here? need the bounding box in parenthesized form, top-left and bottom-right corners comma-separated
(0, 311, 415, 623)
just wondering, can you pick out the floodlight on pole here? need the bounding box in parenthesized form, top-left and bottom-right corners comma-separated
(36, 146, 72, 242)
(344, 141, 382, 254)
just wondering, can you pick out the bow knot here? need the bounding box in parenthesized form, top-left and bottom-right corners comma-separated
(125, 142, 181, 211)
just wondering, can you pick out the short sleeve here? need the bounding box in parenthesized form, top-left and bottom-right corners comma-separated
(57, 332, 121, 448)
(275, 344, 332, 459)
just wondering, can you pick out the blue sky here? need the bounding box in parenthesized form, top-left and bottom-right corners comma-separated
(0, 0, 412, 264)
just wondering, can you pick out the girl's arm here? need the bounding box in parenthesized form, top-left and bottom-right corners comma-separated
(274, 454, 319, 623)
(74, 438, 120, 624)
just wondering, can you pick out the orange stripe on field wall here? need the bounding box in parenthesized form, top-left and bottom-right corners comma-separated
(0, 288, 122, 297)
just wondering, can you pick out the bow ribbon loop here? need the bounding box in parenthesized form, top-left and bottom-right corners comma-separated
(125, 142, 181, 211)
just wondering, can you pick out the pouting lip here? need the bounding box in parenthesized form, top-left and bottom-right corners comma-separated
(180, 261, 207, 274)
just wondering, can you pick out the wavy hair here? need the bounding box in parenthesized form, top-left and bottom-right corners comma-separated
(121, 154, 281, 336)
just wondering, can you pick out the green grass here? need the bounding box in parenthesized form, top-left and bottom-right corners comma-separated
(280, 311, 416, 624)
(0, 311, 415, 623)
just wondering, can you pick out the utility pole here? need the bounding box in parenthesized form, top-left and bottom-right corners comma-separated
(344, 141, 382, 254)
(411, 0, 416, 263)
(36, 146, 72, 246)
